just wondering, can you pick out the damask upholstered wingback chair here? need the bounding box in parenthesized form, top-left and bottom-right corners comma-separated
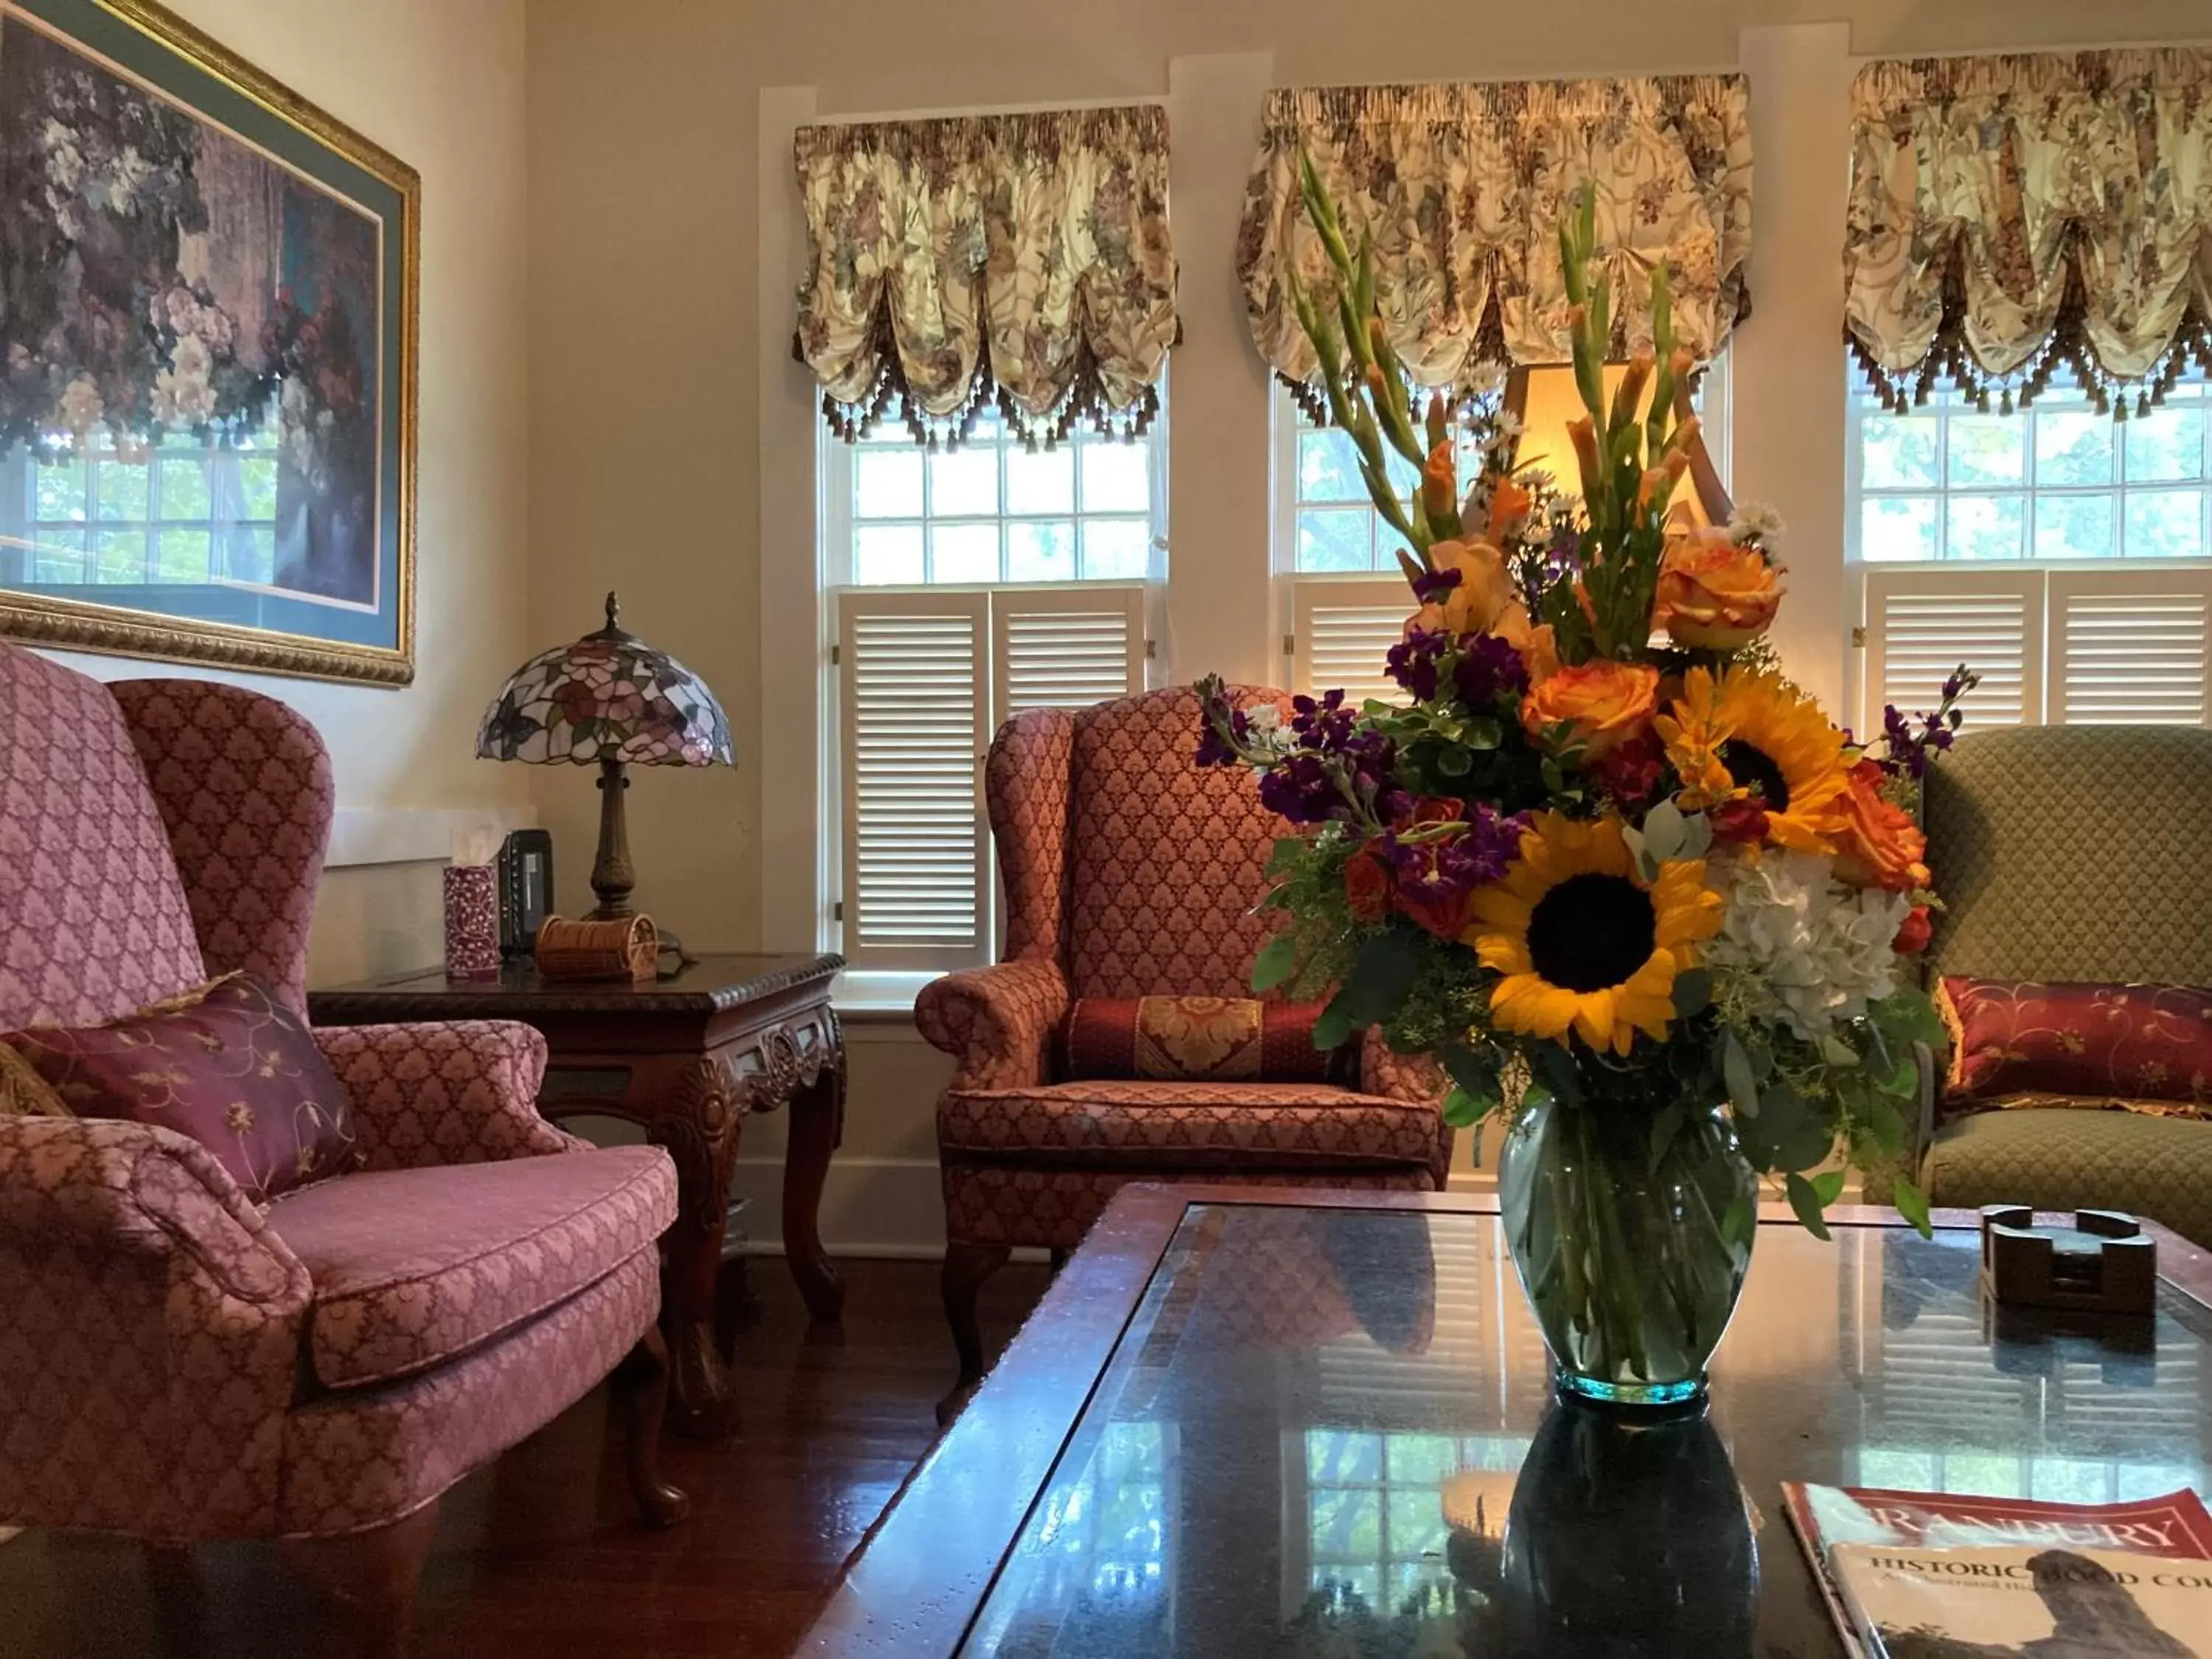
(0, 644, 684, 1655)
(917, 686, 1451, 1394)
(1907, 724, 2212, 1245)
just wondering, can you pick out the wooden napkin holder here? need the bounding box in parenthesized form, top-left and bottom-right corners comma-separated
(534, 914, 658, 984)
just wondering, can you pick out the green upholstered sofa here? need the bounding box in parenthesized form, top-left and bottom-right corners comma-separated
(1900, 724, 2212, 1248)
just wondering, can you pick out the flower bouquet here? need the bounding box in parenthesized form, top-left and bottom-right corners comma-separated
(1198, 163, 1973, 1408)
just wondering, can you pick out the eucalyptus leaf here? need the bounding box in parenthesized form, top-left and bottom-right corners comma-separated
(1671, 967, 1712, 1019)
(1435, 745, 1473, 779)
(1820, 1034, 1860, 1068)
(1722, 1031, 1761, 1119)
(1810, 1167, 1847, 1206)
(1312, 992, 1356, 1053)
(1786, 1171, 1833, 1240)
(1892, 1176, 1934, 1239)
(1265, 836, 1307, 878)
(1646, 1102, 1686, 1176)
(1745, 1079, 1832, 1172)
(1466, 716, 1502, 750)
(1721, 1195, 1756, 1251)
(1251, 933, 1298, 994)
(1441, 1087, 1485, 1129)
(1643, 798, 1687, 862)
(1676, 811, 1714, 860)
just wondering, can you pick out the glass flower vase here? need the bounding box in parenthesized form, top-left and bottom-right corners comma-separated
(1497, 1088, 1756, 1410)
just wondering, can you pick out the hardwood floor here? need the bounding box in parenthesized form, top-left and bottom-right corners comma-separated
(0, 1257, 1052, 1659)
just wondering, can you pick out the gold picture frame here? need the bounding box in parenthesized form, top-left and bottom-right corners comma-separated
(0, 0, 419, 684)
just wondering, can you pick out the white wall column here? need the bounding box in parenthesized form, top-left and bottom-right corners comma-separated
(1733, 23, 1854, 714)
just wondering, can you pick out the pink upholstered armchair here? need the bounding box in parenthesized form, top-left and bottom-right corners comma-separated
(918, 686, 1451, 1395)
(0, 644, 684, 1656)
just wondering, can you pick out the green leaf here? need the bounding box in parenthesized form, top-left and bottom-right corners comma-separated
(1810, 1167, 1847, 1206)
(1675, 810, 1714, 860)
(1531, 1043, 1583, 1107)
(1642, 798, 1687, 862)
(1671, 967, 1712, 1019)
(1251, 933, 1298, 994)
(1265, 836, 1307, 878)
(1441, 1087, 1485, 1128)
(1892, 1176, 1933, 1239)
(1437, 1043, 1501, 1109)
(1786, 1171, 1833, 1240)
(1722, 1031, 1761, 1119)
(1820, 1034, 1860, 1068)
(1745, 1079, 1832, 1172)
(1721, 1194, 1756, 1251)
(1312, 991, 1357, 1053)
(1434, 744, 1473, 779)
(1465, 715, 1503, 750)
(1646, 1102, 1686, 1176)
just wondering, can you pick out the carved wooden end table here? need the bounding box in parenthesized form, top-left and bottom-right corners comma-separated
(308, 952, 845, 1437)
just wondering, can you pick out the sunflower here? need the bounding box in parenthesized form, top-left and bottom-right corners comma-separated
(1465, 812, 1723, 1057)
(1653, 667, 1850, 854)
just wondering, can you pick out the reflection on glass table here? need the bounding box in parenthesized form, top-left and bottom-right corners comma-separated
(956, 1206, 2212, 1659)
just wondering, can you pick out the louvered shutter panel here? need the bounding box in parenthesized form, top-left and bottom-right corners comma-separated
(1290, 576, 1413, 704)
(1862, 568, 2042, 731)
(2048, 568, 2212, 726)
(837, 590, 990, 970)
(991, 585, 1147, 715)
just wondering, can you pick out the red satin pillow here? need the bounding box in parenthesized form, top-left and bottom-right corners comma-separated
(0, 973, 358, 1202)
(1938, 976, 2212, 1116)
(1057, 995, 1352, 1083)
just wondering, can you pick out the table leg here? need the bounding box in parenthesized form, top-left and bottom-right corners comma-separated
(652, 1055, 746, 1439)
(782, 1055, 846, 1324)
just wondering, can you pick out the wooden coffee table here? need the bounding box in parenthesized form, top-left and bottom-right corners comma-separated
(801, 1186, 2212, 1657)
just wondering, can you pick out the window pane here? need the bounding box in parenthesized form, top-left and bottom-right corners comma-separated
(1080, 519, 1150, 580)
(1859, 495, 1938, 562)
(1860, 413, 1939, 488)
(929, 445, 998, 516)
(1946, 495, 2025, 560)
(1946, 417, 2025, 487)
(2122, 489, 2206, 558)
(94, 461, 149, 523)
(931, 523, 1000, 583)
(1386, 1489, 1448, 1559)
(33, 459, 86, 521)
(238, 456, 279, 520)
(2033, 411, 2113, 487)
(1298, 426, 1365, 502)
(94, 529, 143, 582)
(155, 527, 212, 582)
(854, 524, 924, 585)
(1079, 440, 1150, 512)
(1298, 507, 1374, 571)
(29, 526, 86, 584)
(1006, 445, 1074, 515)
(1006, 521, 1075, 582)
(223, 524, 275, 585)
(2032, 493, 2115, 559)
(2125, 406, 2205, 483)
(157, 458, 212, 521)
(855, 449, 923, 518)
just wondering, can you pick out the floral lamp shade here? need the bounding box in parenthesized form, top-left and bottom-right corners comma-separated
(476, 592, 734, 768)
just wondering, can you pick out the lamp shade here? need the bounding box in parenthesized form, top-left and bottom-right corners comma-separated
(1509, 363, 1731, 529)
(476, 591, 734, 768)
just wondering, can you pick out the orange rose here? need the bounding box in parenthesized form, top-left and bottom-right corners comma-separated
(1520, 658, 1660, 757)
(1653, 529, 1783, 650)
(1831, 759, 1930, 893)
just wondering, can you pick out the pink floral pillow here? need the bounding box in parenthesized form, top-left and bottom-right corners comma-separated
(0, 973, 358, 1201)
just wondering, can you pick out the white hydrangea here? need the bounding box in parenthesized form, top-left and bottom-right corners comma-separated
(1241, 701, 1293, 757)
(1702, 848, 1912, 1043)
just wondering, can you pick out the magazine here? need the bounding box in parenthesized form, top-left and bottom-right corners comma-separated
(1782, 1482, 2212, 1658)
(1830, 1542, 2212, 1656)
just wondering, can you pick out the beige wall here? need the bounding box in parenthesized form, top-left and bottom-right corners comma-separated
(526, 0, 2211, 1254)
(46, 0, 535, 988)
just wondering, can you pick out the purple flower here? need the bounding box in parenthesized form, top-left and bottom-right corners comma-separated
(1193, 675, 1248, 768)
(1452, 632, 1529, 708)
(1385, 627, 1450, 702)
(1378, 805, 1526, 935)
(1410, 566, 1462, 606)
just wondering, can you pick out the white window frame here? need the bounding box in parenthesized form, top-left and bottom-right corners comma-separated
(819, 423, 1168, 1006)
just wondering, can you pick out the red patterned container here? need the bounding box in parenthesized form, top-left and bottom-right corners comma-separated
(443, 864, 501, 981)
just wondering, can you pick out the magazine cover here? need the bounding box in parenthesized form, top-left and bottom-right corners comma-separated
(1782, 1484, 2212, 1658)
(1831, 1543, 2212, 1657)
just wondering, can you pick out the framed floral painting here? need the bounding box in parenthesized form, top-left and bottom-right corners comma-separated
(0, 0, 417, 684)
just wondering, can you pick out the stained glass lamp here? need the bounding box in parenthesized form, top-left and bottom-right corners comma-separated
(476, 591, 734, 925)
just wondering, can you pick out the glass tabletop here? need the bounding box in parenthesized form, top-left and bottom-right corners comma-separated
(956, 1204, 2212, 1658)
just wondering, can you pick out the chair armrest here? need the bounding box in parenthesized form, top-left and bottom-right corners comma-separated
(0, 1115, 309, 1537)
(316, 1020, 588, 1170)
(915, 959, 1071, 1091)
(1360, 1031, 1446, 1105)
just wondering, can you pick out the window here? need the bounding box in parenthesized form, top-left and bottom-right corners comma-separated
(1850, 368, 2212, 731)
(824, 414, 1166, 978)
(1, 417, 281, 591)
(1850, 374, 2211, 563)
(1302, 1429, 1528, 1607)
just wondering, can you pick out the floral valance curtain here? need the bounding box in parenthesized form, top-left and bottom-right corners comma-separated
(790, 105, 1177, 448)
(1845, 49, 2212, 417)
(1238, 76, 1753, 414)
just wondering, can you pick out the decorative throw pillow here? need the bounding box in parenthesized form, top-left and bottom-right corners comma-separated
(1057, 995, 1352, 1083)
(1936, 977, 2212, 1118)
(0, 973, 358, 1202)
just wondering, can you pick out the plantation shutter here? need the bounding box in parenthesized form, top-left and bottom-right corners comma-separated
(992, 586, 1147, 715)
(837, 590, 990, 971)
(1290, 577, 1412, 706)
(1860, 568, 2041, 732)
(2047, 568, 2212, 726)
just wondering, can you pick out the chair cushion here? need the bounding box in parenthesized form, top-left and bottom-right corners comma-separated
(1921, 1107, 2212, 1249)
(0, 643, 206, 1029)
(1, 973, 358, 1203)
(1057, 995, 1351, 1083)
(265, 1144, 675, 1390)
(939, 1079, 1450, 1172)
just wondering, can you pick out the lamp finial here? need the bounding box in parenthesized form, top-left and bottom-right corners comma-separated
(604, 591, 620, 630)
